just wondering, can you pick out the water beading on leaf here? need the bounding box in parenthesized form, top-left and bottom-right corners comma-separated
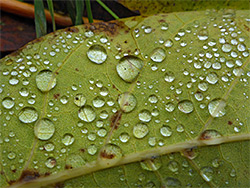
(0, 9, 250, 188)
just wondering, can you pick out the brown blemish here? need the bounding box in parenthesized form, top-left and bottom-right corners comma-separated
(66, 27, 79, 33)
(228, 121, 233, 125)
(110, 110, 122, 130)
(100, 150, 115, 159)
(11, 169, 17, 173)
(182, 148, 197, 159)
(243, 24, 250, 32)
(18, 170, 40, 182)
(55, 71, 59, 75)
(53, 93, 60, 99)
(44, 172, 51, 176)
(75, 68, 79, 71)
(80, 148, 85, 152)
(65, 164, 73, 169)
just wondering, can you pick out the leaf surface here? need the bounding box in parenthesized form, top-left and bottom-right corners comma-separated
(0, 9, 250, 188)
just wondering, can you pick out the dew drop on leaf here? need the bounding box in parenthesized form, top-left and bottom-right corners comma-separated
(206, 72, 218, 84)
(118, 92, 137, 113)
(78, 105, 96, 122)
(34, 118, 55, 140)
(222, 43, 232, 52)
(116, 55, 143, 82)
(74, 94, 86, 107)
(164, 71, 175, 82)
(45, 157, 56, 168)
(133, 123, 149, 139)
(88, 144, 98, 155)
(200, 166, 214, 182)
(138, 109, 152, 122)
(18, 107, 38, 123)
(99, 144, 123, 167)
(208, 99, 226, 117)
(36, 70, 56, 92)
(160, 125, 172, 137)
(62, 133, 74, 146)
(87, 44, 107, 64)
(140, 158, 162, 171)
(150, 47, 166, 63)
(2, 97, 15, 109)
(92, 96, 105, 108)
(44, 143, 54, 152)
(197, 29, 208, 41)
(119, 132, 130, 143)
(178, 100, 194, 114)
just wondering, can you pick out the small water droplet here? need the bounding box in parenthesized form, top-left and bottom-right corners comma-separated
(178, 100, 194, 114)
(222, 43, 232, 53)
(62, 133, 74, 146)
(116, 55, 143, 82)
(34, 118, 55, 140)
(88, 144, 97, 155)
(44, 143, 54, 152)
(2, 97, 15, 109)
(161, 23, 169, 30)
(19, 88, 29, 97)
(164, 39, 173, 48)
(176, 124, 184, 132)
(118, 92, 137, 113)
(194, 92, 204, 101)
(164, 177, 181, 187)
(206, 72, 218, 84)
(19, 107, 38, 123)
(168, 161, 179, 172)
(87, 44, 107, 64)
(78, 105, 96, 122)
(164, 71, 175, 82)
(200, 167, 214, 182)
(36, 70, 56, 92)
(150, 47, 166, 63)
(133, 123, 149, 139)
(139, 110, 152, 122)
(148, 94, 158, 103)
(60, 95, 68, 104)
(140, 158, 162, 171)
(74, 94, 86, 107)
(45, 157, 56, 168)
(197, 29, 208, 40)
(160, 125, 172, 137)
(119, 132, 130, 143)
(93, 96, 105, 108)
(99, 144, 123, 167)
(165, 102, 175, 112)
(8, 152, 16, 160)
(208, 99, 226, 117)
(230, 169, 236, 177)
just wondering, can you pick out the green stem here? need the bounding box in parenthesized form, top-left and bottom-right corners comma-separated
(96, 0, 119, 20)
(46, 0, 56, 31)
(86, 0, 93, 23)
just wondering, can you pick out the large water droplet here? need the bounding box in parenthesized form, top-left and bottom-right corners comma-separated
(116, 55, 143, 82)
(87, 44, 107, 64)
(208, 99, 226, 117)
(138, 110, 152, 122)
(140, 158, 162, 171)
(78, 105, 96, 122)
(74, 94, 86, 107)
(36, 70, 56, 92)
(118, 92, 137, 113)
(133, 123, 149, 139)
(206, 72, 218, 84)
(178, 100, 194, 114)
(150, 47, 166, 63)
(34, 118, 55, 140)
(19, 107, 38, 123)
(2, 97, 15, 109)
(200, 167, 214, 182)
(62, 133, 74, 146)
(222, 43, 232, 52)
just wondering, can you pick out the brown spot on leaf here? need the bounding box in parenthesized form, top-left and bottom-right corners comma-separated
(182, 148, 197, 160)
(44, 172, 51, 176)
(100, 150, 115, 159)
(66, 27, 79, 33)
(75, 68, 79, 71)
(228, 121, 233, 125)
(18, 170, 40, 182)
(110, 110, 122, 130)
(244, 24, 250, 32)
(65, 164, 73, 169)
(80, 148, 85, 153)
(11, 169, 17, 173)
(53, 93, 60, 99)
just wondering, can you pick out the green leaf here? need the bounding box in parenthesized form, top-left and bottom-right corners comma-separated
(118, 0, 250, 15)
(34, 0, 47, 38)
(0, 9, 249, 188)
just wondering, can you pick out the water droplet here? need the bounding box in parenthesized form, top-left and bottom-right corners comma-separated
(19, 107, 38, 123)
(148, 94, 158, 103)
(97, 128, 107, 137)
(168, 161, 179, 172)
(93, 96, 105, 108)
(194, 92, 204, 101)
(164, 39, 173, 48)
(87, 44, 107, 64)
(197, 29, 208, 40)
(45, 157, 56, 168)
(230, 169, 236, 177)
(148, 137, 156, 146)
(118, 92, 137, 113)
(151, 109, 159, 117)
(74, 94, 86, 107)
(237, 43, 246, 52)
(34, 118, 55, 140)
(62, 133, 74, 146)
(2, 97, 15, 109)
(222, 43, 232, 53)
(176, 124, 184, 132)
(164, 71, 175, 82)
(200, 167, 214, 182)
(9, 76, 19, 85)
(150, 47, 166, 63)
(88, 144, 97, 155)
(66, 154, 85, 168)
(8, 152, 16, 160)
(161, 23, 169, 30)
(140, 158, 162, 171)
(165, 102, 175, 112)
(60, 95, 68, 104)
(78, 105, 96, 122)
(144, 26, 152, 33)
(119, 132, 130, 143)
(133, 123, 149, 139)
(116, 55, 143, 82)
(164, 177, 181, 187)
(99, 110, 108, 119)
(139, 110, 152, 122)
(178, 100, 194, 114)
(200, 130, 222, 140)
(206, 72, 218, 84)
(208, 99, 226, 117)
(36, 70, 56, 92)
(160, 125, 172, 137)
(44, 143, 54, 152)
(19, 88, 29, 97)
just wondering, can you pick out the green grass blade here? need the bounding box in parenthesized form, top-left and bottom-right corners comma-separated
(34, 0, 47, 38)
(96, 0, 119, 20)
(66, 0, 76, 25)
(46, 0, 56, 31)
(75, 0, 84, 25)
(86, 0, 93, 23)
